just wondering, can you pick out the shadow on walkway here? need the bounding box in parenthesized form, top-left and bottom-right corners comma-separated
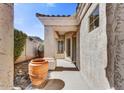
(52, 66, 79, 71)
(25, 79, 65, 90)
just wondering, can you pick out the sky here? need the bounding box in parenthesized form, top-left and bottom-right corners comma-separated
(14, 3, 77, 40)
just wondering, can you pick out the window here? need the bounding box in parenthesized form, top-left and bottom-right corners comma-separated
(57, 40, 64, 53)
(89, 5, 99, 32)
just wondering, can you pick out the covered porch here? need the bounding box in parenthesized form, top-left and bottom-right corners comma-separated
(36, 13, 80, 70)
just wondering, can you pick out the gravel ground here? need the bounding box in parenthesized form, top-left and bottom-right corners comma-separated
(14, 61, 31, 90)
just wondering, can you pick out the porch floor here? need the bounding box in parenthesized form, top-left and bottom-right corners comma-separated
(25, 59, 89, 90)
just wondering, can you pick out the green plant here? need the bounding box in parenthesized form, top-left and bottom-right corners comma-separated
(14, 29, 27, 61)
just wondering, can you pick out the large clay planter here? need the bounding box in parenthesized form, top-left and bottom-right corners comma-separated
(28, 58, 48, 87)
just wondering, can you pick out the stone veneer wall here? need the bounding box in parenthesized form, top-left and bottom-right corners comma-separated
(80, 4, 110, 89)
(0, 4, 14, 89)
(106, 3, 124, 89)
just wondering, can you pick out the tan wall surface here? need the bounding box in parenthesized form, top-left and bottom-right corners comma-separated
(65, 32, 73, 61)
(76, 31, 80, 69)
(106, 3, 124, 89)
(44, 26, 56, 58)
(80, 4, 110, 89)
(0, 4, 14, 89)
(15, 38, 41, 63)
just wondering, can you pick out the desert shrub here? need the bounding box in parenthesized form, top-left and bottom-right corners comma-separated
(14, 29, 27, 61)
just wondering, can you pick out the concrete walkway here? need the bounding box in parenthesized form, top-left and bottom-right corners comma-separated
(26, 59, 89, 90)
(48, 59, 89, 90)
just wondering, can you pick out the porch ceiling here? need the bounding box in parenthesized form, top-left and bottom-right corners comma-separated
(53, 25, 78, 32)
(56, 31, 77, 35)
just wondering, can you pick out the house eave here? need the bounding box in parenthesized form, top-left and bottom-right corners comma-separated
(36, 13, 78, 26)
(76, 3, 92, 24)
(36, 3, 92, 26)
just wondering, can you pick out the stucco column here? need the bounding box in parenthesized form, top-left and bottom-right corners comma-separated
(0, 4, 14, 89)
(76, 31, 80, 70)
(44, 26, 56, 58)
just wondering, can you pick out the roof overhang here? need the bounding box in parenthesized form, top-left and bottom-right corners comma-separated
(36, 3, 91, 33)
(36, 13, 78, 26)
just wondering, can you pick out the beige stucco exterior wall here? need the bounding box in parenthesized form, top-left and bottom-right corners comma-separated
(80, 4, 110, 89)
(0, 4, 14, 89)
(65, 32, 73, 61)
(106, 3, 124, 89)
(44, 26, 56, 58)
(15, 38, 40, 63)
(76, 31, 80, 69)
(38, 15, 78, 59)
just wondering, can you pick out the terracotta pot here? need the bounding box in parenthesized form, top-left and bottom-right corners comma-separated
(28, 58, 48, 87)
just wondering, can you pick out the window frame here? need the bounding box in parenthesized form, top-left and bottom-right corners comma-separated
(57, 40, 64, 54)
(89, 5, 99, 32)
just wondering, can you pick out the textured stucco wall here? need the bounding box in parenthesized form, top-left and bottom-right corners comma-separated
(25, 38, 38, 59)
(15, 38, 40, 63)
(76, 31, 80, 70)
(80, 4, 110, 89)
(44, 26, 74, 59)
(65, 32, 73, 61)
(0, 4, 14, 89)
(106, 3, 124, 89)
(44, 26, 56, 58)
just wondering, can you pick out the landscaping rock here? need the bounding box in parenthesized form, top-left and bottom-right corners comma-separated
(12, 87, 22, 90)
(14, 61, 31, 89)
